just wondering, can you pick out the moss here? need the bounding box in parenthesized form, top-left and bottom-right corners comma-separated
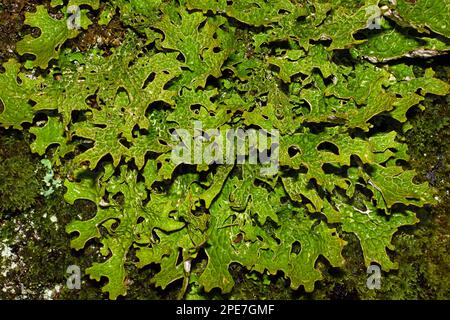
(0, 131, 42, 215)
(0, 133, 101, 299)
(0, 184, 99, 299)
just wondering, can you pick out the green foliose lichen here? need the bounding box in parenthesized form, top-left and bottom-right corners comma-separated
(1, 0, 449, 300)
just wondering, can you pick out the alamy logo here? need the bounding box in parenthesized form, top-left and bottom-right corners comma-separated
(66, 265, 81, 290)
(366, 264, 381, 290)
(67, 5, 81, 30)
(171, 121, 279, 175)
(365, 5, 382, 30)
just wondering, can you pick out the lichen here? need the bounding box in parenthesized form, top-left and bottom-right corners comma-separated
(0, 0, 449, 300)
